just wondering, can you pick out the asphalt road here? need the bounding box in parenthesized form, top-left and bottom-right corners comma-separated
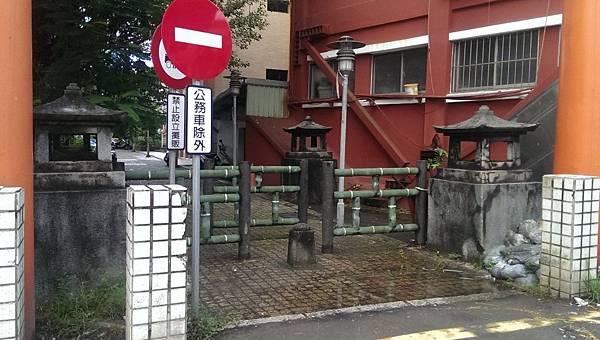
(116, 149, 191, 171)
(218, 294, 600, 340)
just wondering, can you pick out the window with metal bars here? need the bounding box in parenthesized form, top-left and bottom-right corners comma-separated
(451, 29, 539, 92)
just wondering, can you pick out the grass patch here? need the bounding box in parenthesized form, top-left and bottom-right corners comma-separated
(36, 277, 125, 339)
(447, 252, 463, 260)
(585, 278, 600, 303)
(524, 284, 551, 299)
(188, 311, 238, 340)
(37, 277, 237, 339)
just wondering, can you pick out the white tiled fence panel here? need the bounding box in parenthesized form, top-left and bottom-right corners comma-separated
(126, 185, 188, 340)
(540, 175, 599, 299)
(0, 187, 24, 340)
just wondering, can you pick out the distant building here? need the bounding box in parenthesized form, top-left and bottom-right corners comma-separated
(210, 0, 291, 164)
(243, 0, 563, 183)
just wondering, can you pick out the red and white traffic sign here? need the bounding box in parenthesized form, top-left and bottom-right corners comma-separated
(161, 0, 233, 80)
(151, 25, 192, 89)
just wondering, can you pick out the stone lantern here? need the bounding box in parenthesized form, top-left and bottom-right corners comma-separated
(434, 105, 538, 171)
(33, 83, 128, 290)
(284, 115, 332, 156)
(34, 83, 125, 173)
(282, 116, 334, 204)
(427, 105, 541, 260)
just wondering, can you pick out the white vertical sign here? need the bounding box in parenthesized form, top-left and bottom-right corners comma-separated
(186, 85, 212, 154)
(167, 93, 185, 150)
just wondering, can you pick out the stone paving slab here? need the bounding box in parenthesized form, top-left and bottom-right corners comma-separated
(197, 194, 503, 320)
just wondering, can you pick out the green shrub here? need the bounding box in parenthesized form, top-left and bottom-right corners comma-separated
(187, 311, 238, 340)
(36, 278, 125, 339)
(585, 278, 600, 302)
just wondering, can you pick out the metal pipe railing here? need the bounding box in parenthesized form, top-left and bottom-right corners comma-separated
(215, 165, 301, 174)
(213, 185, 301, 194)
(334, 167, 418, 177)
(125, 168, 240, 180)
(333, 188, 418, 199)
(322, 161, 429, 252)
(333, 224, 419, 236)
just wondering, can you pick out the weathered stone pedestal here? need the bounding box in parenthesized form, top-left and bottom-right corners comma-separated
(428, 168, 541, 257)
(429, 105, 540, 258)
(33, 84, 127, 293)
(287, 224, 316, 267)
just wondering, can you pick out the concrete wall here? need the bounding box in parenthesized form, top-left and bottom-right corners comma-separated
(34, 189, 127, 293)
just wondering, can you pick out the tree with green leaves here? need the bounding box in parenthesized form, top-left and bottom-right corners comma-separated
(33, 0, 268, 144)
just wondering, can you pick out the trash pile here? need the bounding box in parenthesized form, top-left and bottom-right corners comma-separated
(483, 220, 542, 286)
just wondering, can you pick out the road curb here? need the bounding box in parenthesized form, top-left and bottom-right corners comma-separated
(229, 289, 521, 329)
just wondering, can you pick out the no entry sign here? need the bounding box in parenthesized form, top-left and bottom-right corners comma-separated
(151, 25, 192, 89)
(186, 85, 212, 154)
(161, 0, 233, 80)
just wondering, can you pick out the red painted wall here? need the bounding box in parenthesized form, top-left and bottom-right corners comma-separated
(247, 0, 563, 187)
(244, 123, 283, 185)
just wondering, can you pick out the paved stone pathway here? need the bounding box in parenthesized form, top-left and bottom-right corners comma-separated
(197, 194, 504, 320)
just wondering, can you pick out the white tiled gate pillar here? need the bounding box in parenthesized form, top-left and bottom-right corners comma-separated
(540, 175, 599, 298)
(0, 187, 25, 340)
(126, 185, 188, 340)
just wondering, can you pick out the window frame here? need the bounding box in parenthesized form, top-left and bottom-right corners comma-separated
(267, 0, 289, 13)
(451, 29, 540, 93)
(371, 46, 428, 95)
(308, 61, 336, 100)
(266, 68, 288, 82)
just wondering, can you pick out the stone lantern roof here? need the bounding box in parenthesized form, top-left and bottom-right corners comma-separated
(433, 105, 539, 171)
(433, 105, 538, 138)
(34, 83, 125, 127)
(284, 115, 332, 135)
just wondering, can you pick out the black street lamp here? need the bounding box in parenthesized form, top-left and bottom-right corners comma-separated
(326, 35, 365, 227)
(224, 70, 245, 167)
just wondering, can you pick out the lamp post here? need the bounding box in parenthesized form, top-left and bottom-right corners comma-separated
(327, 35, 365, 227)
(225, 70, 245, 168)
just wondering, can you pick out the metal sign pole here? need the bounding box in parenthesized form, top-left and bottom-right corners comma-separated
(169, 149, 177, 184)
(191, 79, 203, 314)
(191, 150, 201, 313)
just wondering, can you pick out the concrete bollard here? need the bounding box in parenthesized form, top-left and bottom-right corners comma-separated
(0, 187, 25, 340)
(126, 185, 188, 340)
(287, 223, 316, 267)
(540, 175, 599, 299)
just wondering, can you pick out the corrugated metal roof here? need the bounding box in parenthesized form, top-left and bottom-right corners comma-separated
(245, 79, 288, 118)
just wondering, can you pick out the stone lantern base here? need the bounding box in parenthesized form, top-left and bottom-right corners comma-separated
(282, 155, 335, 204)
(427, 168, 541, 258)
